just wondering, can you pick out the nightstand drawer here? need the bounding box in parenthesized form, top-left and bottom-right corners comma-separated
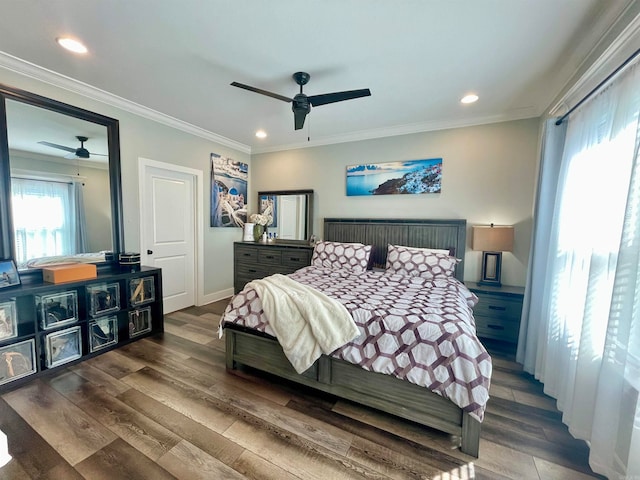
(474, 295, 522, 320)
(475, 315, 520, 342)
(235, 264, 270, 279)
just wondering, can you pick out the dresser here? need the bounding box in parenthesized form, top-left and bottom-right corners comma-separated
(466, 282, 525, 345)
(234, 242, 314, 293)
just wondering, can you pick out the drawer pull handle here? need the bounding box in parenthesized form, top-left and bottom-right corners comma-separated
(265, 255, 275, 259)
(242, 253, 251, 257)
(248, 269, 257, 273)
(488, 324, 505, 330)
(488, 305, 506, 311)
(290, 257, 301, 261)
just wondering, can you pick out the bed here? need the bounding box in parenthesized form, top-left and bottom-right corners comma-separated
(221, 218, 490, 457)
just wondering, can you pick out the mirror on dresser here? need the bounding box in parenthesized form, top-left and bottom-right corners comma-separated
(257, 189, 313, 243)
(0, 83, 124, 275)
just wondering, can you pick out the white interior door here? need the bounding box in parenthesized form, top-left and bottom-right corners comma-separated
(140, 162, 196, 314)
(279, 195, 298, 239)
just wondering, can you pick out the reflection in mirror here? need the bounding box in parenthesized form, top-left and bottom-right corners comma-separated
(258, 190, 313, 242)
(5, 99, 112, 270)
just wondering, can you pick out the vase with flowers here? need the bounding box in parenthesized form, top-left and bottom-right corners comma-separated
(249, 212, 273, 242)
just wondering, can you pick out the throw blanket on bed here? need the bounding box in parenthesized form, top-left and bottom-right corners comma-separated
(222, 266, 491, 421)
(246, 274, 359, 374)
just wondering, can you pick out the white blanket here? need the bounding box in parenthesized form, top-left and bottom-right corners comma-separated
(247, 274, 359, 374)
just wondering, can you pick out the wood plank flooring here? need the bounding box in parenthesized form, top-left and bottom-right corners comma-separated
(0, 299, 605, 479)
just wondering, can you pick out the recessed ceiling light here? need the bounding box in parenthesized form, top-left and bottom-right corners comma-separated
(56, 37, 88, 54)
(255, 130, 267, 139)
(461, 94, 479, 104)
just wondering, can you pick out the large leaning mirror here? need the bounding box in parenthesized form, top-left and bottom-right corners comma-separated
(0, 83, 123, 275)
(257, 189, 313, 243)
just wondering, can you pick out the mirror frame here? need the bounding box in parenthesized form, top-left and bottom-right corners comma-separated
(0, 82, 124, 276)
(257, 189, 313, 244)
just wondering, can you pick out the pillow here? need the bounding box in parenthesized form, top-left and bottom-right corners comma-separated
(311, 241, 372, 273)
(385, 244, 460, 279)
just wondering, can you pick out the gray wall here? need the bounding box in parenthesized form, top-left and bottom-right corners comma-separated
(0, 67, 248, 299)
(252, 118, 540, 287)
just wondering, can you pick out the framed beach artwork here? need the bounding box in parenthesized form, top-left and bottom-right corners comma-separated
(210, 153, 248, 227)
(0, 260, 20, 289)
(346, 158, 442, 196)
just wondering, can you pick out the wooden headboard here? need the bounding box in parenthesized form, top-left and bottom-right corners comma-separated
(323, 218, 467, 281)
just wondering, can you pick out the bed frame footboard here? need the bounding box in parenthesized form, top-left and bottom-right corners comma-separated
(224, 327, 480, 457)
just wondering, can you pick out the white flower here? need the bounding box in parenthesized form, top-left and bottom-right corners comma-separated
(249, 213, 273, 226)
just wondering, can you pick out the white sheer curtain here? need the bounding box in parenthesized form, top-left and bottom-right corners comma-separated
(518, 61, 640, 478)
(11, 177, 86, 265)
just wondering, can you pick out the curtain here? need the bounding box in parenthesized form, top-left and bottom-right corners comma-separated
(518, 61, 640, 478)
(10, 178, 86, 265)
(72, 181, 88, 253)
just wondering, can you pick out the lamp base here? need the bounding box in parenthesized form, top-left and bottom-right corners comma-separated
(479, 251, 503, 287)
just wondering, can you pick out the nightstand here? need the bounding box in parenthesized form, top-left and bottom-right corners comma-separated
(466, 282, 525, 344)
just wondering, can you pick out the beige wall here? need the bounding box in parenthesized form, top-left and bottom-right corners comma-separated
(252, 118, 540, 287)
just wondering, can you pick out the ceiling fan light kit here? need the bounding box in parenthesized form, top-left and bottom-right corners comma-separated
(231, 71, 371, 130)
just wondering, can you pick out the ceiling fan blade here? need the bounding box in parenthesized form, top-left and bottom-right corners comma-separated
(308, 88, 371, 107)
(37, 141, 76, 153)
(230, 82, 293, 103)
(294, 110, 307, 130)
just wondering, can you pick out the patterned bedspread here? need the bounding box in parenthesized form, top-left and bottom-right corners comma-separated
(221, 266, 492, 421)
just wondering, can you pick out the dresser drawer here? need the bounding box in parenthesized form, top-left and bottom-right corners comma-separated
(258, 249, 282, 265)
(474, 295, 522, 320)
(281, 249, 311, 269)
(235, 245, 258, 263)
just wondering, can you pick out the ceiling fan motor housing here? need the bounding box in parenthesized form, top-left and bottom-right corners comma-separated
(292, 93, 310, 114)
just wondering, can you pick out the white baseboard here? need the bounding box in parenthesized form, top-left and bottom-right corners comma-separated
(198, 288, 234, 306)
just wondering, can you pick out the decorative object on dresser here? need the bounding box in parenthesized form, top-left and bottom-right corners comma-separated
(233, 242, 313, 293)
(0, 266, 163, 392)
(466, 281, 524, 344)
(225, 218, 485, 457)
(471, 224, 514, 286)
(256, 190, 313, 243)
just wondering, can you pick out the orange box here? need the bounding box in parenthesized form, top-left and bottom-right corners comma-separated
(42, 263, 97, 284)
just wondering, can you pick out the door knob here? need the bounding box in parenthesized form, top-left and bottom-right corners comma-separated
(147, 249, 153, 254)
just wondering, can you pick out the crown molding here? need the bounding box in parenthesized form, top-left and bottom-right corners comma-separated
(547, 2, 640, 117)
(252, 108, 540, 154)
(0, 51, 251, 154)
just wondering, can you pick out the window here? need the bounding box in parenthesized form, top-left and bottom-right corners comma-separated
(11, 178, 75, 266)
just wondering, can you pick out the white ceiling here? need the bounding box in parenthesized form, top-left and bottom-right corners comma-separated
(0, 1, 633, 154)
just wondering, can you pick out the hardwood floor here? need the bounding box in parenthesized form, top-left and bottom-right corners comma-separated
(0, 299, 605, 480)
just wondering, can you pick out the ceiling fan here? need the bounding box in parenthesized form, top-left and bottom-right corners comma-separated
(231, 71, 371, 130)
(38, 135, 107, 159)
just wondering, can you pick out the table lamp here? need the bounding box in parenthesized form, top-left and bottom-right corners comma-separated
(472, 224, 514, 287)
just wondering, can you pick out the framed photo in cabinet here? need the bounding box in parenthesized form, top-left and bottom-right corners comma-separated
(0, 260, 20, 289)
(45, 326, 82, 368)
(0, 300, 17, 341)
(129, 307, 152, 338)
(89, 317, 118, 352)
(0, 339, 36, 385)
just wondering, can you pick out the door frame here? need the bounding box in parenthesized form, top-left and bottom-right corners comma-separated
(138, 157, 204, 307)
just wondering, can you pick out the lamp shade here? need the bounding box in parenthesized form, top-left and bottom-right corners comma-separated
(472, 225, 514, 252)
